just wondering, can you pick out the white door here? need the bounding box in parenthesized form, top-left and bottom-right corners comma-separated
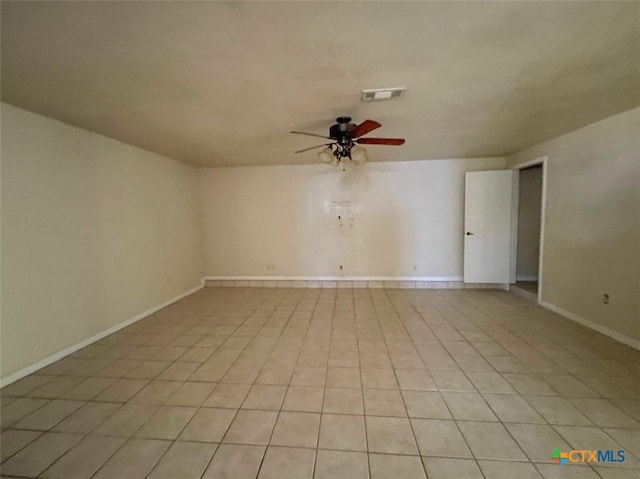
(464, 170, 518, 284)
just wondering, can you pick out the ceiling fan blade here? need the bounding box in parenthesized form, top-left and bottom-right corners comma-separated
(294, 143, 334, 154)
(290, 130, 335, 140)
(350, 120, 382, 138)
(356, 137, 405, 145)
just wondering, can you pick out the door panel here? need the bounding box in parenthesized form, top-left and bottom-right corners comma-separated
(464, 170, 518, 283)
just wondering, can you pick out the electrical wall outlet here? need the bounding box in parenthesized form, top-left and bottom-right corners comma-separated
(602, 293, 610, 304)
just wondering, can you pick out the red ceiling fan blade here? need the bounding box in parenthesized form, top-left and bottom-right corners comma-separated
(356, 138, 405, 145)
(350, 120, 382, 138)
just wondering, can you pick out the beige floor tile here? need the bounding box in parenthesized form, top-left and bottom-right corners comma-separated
(323, 387, 363, 414)
(14, 400, 84, 431)
(270, 411, 320, 447)
(465, 371, 516, 393)
(60, 378, 117, 400)
(0, 376, 53, 398)
(453, 354, 494, 372)
(25, 376, 85, 399)
(503, 374, 557, 395)
(541, 375, 600, 398)
(156, 362, 200, 381)
(0, 429, 42, 462)
(326, 367, 361, 388)
(1, 398, 50, 428)
(370, 453, 426, 479)
(568, 398, 640, 428)
(361, 368, 398, 389)
(411, 418, 472, 457)
(553, 426, 640, 468)
(363, 388, 407, 416)
(242, 384, 287, 410)
(291, 367, 327, 387)
(525, 396, 593, 425)
(430, 370, 476, 392)
(314, 450, 368, 479)
(256, 363, 295, 385)
(591, 467, 640, 479)
(366, 416, 418, 454)
(95, 359, 143, 378)
(92, 438, 171, 479)
(53, 402, 121, 434)
(202, 444, 265, 479)
(129, 380, 183, 404)
(179, 407, 236, 442)
(92, 403, 160, 437)
(125, 360, 171, 379)
(402, 390, 452, 419)
(398, 368, 439, 391)
(478, 460, 543, 479)
(0, 432, 83, 478)
(505, 423, 572, 463)
(180, 347, 216, 362)
(203, 383, 251, 408)
(189, 362, 232, 382)
(222, 364, 262, 384)
(458, 421, 527, 460)
(258, 446, 315, 479)
(535, 463, 600, 479)
(328, 351, 360, 368)
(134, 405, 196, 440)
(422, 457, 483, 479)
(165, 381, 216, 406)
(150, 346, 190, 362)
(282, 386, 324, 412)
(224, 409, 278, 445)
(147, 441, 217, 479)
(94, 378, 149, 402)
(359, 352, 392, 369)
(605, 427, 640, 458)
(486, 355, 530, 373)
(611, 399, 640, 422)
(483, 393, 546, 423)
(441, 392, 497, 421)
(318, 413, 366, 451)
(40, 435, 126, 479)
(4, 288, 640, 479)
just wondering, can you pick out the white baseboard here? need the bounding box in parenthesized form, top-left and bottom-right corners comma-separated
(516, 275, 538, 282)
(0, 282, 204, 388)
(540, 300, 640, 351)
(203, 275, 463, 281)
(203, 276, 508, 291)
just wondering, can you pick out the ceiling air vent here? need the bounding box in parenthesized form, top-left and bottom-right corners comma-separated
(361, 87, 406, 102)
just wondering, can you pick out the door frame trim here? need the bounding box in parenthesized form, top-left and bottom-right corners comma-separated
(511, 156, 547, 304)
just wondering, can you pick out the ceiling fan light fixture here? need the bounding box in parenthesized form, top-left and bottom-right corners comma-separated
(350, 145, 368, 165)
(318, 147, 338, 166)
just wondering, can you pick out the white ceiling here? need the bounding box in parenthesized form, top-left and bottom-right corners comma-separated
(2, 1, 638, 167)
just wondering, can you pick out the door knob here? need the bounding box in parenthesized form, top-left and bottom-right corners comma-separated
(465, 232, 474, 236)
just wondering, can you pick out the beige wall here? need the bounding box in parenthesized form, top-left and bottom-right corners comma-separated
(507, 107, 640, 342)
(199, 158, 506, 279)
(1, 104, 204, 379)
(516, 165, 542, 280)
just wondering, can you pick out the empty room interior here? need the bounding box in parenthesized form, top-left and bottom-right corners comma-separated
(1, 2, 639, 479)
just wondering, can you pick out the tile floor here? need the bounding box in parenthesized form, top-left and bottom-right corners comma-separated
(1, 287, 639, 479)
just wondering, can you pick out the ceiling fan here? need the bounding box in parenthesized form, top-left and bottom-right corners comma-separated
(291, 116, 405, 167)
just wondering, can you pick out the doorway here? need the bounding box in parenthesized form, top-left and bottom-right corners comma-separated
(513, 159, 545, 302)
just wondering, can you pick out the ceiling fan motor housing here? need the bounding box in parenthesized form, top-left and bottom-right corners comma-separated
(330, 116, 356, 147)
